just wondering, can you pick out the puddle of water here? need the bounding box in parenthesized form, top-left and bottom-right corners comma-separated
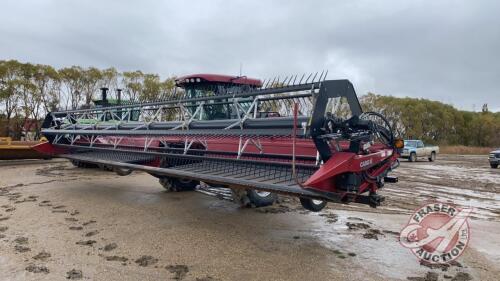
(384, 181, 500, 220)
(307, 210, 426, 280)
(404, 164, 500, 185)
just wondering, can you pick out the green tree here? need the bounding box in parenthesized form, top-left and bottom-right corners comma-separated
(17, 62, 39, 139)
(59, 66, 85, 110)
(122, 70, 144, 102)
(0, 60, 22, 137)
(81, 67, 102, 106)
(100, 67, 118, 99)
(141, 74, 161, 102)
(35, 64, 60, 113)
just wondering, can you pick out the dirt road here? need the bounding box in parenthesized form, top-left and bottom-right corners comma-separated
(0, 155, 499, 280)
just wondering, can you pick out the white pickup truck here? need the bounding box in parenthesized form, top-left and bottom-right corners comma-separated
(401, 140, 439, 162)
(489, 148, 500, 168)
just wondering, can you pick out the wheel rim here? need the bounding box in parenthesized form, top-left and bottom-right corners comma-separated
(312, 199, 324, 205)
(255, 190, 271, 197)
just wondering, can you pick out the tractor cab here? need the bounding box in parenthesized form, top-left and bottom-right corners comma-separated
(175, 74, 262, 120)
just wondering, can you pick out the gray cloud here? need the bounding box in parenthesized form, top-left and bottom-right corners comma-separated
(1, 0, 499, 111)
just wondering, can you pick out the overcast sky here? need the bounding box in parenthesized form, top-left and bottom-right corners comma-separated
(1, 0, 499, 111)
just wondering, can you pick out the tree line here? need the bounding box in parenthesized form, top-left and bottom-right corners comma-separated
(1, 59, 499, 147)
(360, 93, 500, 147)
(0, 60, 175, 138)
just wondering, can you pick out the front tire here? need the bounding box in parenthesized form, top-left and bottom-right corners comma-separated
(246, 190, 277, 207)
(428, 152, 436, 162)
(299, 198, 327, 212)
(159, 177, 199, 192)
(491, 163, 499, 169)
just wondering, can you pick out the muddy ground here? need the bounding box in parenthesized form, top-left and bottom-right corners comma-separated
(0, 155, 499, 281)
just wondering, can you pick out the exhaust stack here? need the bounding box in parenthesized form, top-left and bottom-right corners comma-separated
(100, 87, 109, 102)
(116, 88, 122, 105)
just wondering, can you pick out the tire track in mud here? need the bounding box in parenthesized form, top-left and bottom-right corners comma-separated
(380, 158, 500, 221)
(316, 213, 478, 281)
(0, 157, 488, 280)
(1, 187, 52, 276)
(1, 185, 72, 277)
(0, 164, 221, 281)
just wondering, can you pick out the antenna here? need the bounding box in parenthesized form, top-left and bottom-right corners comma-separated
(239, 62, 242, 76)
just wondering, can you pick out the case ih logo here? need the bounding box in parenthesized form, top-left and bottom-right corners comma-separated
(360, 159, 373, 168)
(399, 202, 472, 264)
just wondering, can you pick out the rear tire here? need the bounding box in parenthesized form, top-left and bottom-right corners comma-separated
(428, 152, 436, 162)
(491, 163, 499, 169)
(246, 190, 277, 207)
(409, 153, 417, 162)
(159, 177, 199, 192)
(299, 198, 327, 212)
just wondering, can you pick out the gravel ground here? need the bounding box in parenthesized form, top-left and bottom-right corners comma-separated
(0, 155, 499, 281)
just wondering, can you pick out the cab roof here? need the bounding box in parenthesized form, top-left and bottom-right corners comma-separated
(175, 74, 262, 87)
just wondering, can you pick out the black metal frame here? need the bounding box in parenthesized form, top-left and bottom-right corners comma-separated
(42, 79, 362, 162)
(61, 152, 379, 205)
(309, 80, 362, 161)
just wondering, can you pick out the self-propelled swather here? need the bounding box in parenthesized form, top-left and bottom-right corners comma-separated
(35, 73, 402, 211)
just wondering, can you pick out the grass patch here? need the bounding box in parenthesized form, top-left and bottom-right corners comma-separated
(440, 145, 495, 155)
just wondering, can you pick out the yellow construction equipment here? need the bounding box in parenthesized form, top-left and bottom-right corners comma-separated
(0, 137, 51, 160)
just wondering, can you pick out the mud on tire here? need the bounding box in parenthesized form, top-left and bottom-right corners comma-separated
(299, 197, 327, 212)
(428, 152, 436, 162)
(231, 189, 277, 207)
(159, 177, 199, 192)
